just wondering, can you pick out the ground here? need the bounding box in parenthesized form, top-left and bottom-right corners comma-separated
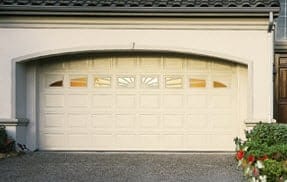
(0, 152, 243, 182)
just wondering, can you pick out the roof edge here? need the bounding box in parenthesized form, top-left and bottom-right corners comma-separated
(0, 6, 280, 17)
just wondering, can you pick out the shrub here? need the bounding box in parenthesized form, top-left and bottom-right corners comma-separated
(234, 123, 287, 181)
(0, 125, 7, 148)
(0, 125, 15, 153)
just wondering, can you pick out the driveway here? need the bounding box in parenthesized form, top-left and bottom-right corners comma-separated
(0, 152, 243, 182)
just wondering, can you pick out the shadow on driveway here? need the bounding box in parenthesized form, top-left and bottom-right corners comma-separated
(0, 152, 244, 182)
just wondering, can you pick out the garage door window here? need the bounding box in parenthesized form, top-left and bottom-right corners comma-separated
(117, 76, 135, 88)
(46, 75, 64, 88)
(213, 81, 227, 88)
(94, 76, 111, 88)
(189, 78, 206, 88)
(165, 76, 183, 88)
(70, 75, 88, 87)
(141, 76, 159, 89)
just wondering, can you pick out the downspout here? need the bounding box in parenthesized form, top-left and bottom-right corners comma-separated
(268, 11, 276, 122)
(268, 11, 274, 33)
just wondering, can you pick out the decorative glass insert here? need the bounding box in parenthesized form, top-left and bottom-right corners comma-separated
(189, 78, 206, 88)
(46, 75, 64, 88)
(117, 76, 135, 88)
(165, 76, 183, 88)
(70, 75, 88, 87)
(141, 76, 159, 89)
(213, 81, 227, 88)
(94, 76, 111, 88)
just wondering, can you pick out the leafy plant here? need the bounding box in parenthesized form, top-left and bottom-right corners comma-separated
(234, 123, 287, 181)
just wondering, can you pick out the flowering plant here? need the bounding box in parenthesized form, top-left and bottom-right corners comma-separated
(234, 123, 287, 182)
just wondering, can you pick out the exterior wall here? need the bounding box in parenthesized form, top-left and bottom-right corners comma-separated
(0, 17, 274, 150)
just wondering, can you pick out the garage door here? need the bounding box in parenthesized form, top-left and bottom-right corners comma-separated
(39, 55, 247, 151)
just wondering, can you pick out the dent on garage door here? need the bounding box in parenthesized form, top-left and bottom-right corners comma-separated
(38, 55, 246, 151)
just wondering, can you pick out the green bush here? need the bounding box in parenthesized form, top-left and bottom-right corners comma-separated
(234, 123, 287, 181)
(263, 160, 283, 182)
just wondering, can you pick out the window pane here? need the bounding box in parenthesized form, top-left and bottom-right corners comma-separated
(276, 0, 287, 40)
(46, 75, 64, 88)
(213, 81, 227, 88)
(190, 78, 206, 88)
(165, 76, 183, 88)
(70, 76, 87, 87)
(94, 76, 111, 88)
(117, 76, 135, 88)
(141, 76, 159, 89)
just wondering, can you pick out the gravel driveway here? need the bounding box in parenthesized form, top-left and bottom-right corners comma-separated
(0, 152, 243, 182)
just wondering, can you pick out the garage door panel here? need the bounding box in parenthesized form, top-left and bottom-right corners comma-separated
(42, 113, 65, 129)
(40, 133, 66, 149)
(68, 134, 91, 148)
(163, 115, 184, 129)
(91, 114, 114, 128)
(92, 134, 115, 148)
(116, 95, 136, 108)
(186, 115, 209, 130)
(67, 94, 89, 108)
(140, 95, 160, 109)
(115, 114, 135, 129)
(45, 94, 65, 108)
(187, 95, 208, 108)
(92, 94, 113, 108)
(67, 114, 88, 128)
(139, 114, 160, 128)
(39, 55, 245, 151)
(163, 95, 184, 108)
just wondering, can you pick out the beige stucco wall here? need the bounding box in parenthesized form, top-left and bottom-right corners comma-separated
(0, 17, 273, 128)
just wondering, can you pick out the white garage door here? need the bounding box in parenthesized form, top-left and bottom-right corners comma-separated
(39, 55, 247, 151)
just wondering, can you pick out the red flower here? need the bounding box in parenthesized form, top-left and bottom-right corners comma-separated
(248, 155, 255, 164)
(236, 150, 244, 160)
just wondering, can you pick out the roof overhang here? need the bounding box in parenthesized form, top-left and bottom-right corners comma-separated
(0, 6, 280, 17)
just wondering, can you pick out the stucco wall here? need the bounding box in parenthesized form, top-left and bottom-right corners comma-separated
(0, 17, 273, 123)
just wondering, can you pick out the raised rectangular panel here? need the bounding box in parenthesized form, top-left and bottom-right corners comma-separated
(45, 94, 64, 107)
(67, 114, 88, 128)
(161, 135, 183, 148)
(187, 115, 208, 129)
(68, 134, 90, 147)
(163, 115, 184, 128)
(210, 134, 234, 150)
(140, 95, 160, 108)
(211, 115, 233, 129)
(139, 115, 160, 128)
(92, 134, 114, 147)
(163, 95, 183, 108)
(116, 95, 136, 108)
(92, 58, 112, 72)
(116, 57, 136, 70)
(164, 58, 183, 71)
(140, 135, 160, 147)
(44, 113, 65, 128)
(115, 114, 135, 128)
(210, 95, 232, 108)
(40, 133, 65, 148)
(67, 60, 89, 70)
(187, 59, 208, 71)
(212, 61, 234, 72)
(187, 95, 207, 108)
(139, 57, 161, 71)
(92, 95, 113, 108)
(185, 135, 210, 149)
(91, 114, 113, 128)
(116, 134, 136, 148)
(67, 94, 89, 107)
